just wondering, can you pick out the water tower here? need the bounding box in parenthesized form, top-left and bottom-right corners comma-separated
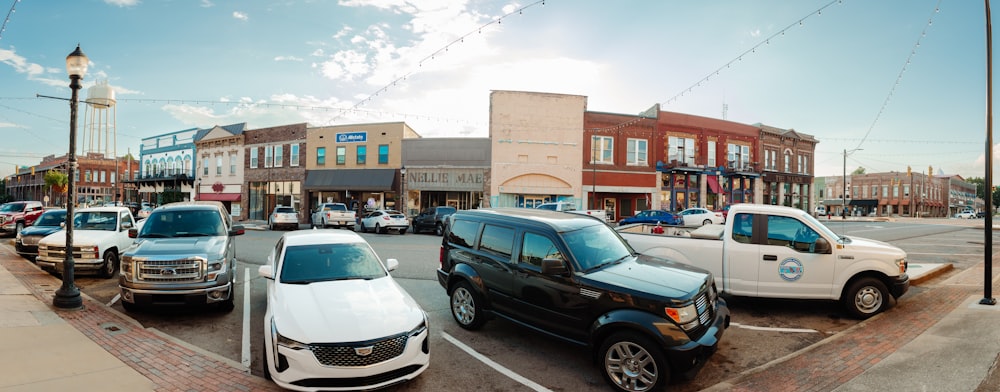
(82, 80, 117, 157)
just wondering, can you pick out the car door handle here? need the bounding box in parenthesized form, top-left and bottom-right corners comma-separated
(763, 254, 778, 261)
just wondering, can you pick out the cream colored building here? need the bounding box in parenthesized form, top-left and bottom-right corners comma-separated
(489, 90, 587, 208)
(194, 124, 245, 216)
(304, 122, 420, 214)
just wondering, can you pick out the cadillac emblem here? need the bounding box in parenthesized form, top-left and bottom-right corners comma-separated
(354, 346, 374, 356)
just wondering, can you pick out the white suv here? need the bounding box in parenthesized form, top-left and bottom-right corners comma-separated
(955, 208, 976, 219)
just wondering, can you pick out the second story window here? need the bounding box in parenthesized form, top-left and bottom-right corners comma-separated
(337, 146, 346, 165)
(264, 146, 273, 168)
(592, 136, 613, 164)
(290, 144, 300, 167)
(230, 154, 237, 174)
(626, 139, 647, 166)
(707, 142, 717, 167)
(274, 145, 283, 167)
(357, 145, 367, 164)
(378, 144, 389, 164)
(216, 156, 222, 175)
(784, 151, 791, 172)
(668, 136, 695, 165)
(316, 147, 326, 165)
(250, 148, 258, 168)
(728, 144, 750, 169)
(203, 158, 209, 175)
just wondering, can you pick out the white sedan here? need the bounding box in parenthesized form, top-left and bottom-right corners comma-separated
(679, 207, 725, 226)
(358, 209, 409, 234)
(258, 230, 429, 391)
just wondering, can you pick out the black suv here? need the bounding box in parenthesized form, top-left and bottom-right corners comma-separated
(411, 206, 456, 235)
(436, 208, 729, 391)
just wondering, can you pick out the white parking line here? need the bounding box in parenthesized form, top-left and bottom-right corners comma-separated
(442, 332, 552, 392)
(107, 293, 120, 307)
(730, 322, 817, 333)
(241, 267, 251, 369)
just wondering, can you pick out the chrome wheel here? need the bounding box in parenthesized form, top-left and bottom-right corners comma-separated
(844, 277, 889, 319)
(450, 282, 485, 329)
(601, 332, 667, 392)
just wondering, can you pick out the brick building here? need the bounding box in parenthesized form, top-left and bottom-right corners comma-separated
(243, 123, 308, 221)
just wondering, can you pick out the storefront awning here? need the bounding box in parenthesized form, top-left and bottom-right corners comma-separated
(707, 176, 722, 194)
(849, 199, 878, 207)
(305, 169, 395, 191)
(198, 193, 241, 201)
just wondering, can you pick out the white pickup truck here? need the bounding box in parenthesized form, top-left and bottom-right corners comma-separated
(311, 202, 357, 229)
(36, 206, 137, 279)
(535, 201, 609, 222)
(616, 203, 909, 319)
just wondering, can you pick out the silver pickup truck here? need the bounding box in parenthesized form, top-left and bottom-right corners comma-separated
(118, 201, 245, 312)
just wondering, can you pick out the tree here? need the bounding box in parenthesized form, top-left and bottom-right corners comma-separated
(44, 170, 68, 193)
(851, 167, 866, 175)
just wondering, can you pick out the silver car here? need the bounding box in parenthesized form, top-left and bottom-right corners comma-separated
(269, 206, 299, 230)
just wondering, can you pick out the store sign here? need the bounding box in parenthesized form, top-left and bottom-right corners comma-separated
(407, 169, 485, 191)
(336, 132, 367, 143)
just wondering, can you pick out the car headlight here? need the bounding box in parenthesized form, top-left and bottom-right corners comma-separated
(121, 255, 133, 274)
(665, 304, 700, 330)
(272, 318, 309, 351)
(896, 257, 907, 274)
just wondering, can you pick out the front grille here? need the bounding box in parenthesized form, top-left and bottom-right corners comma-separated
(137, 258, 204, 282)
(311, 334, 408, 367)
(695, 290, 714, 327)
(40, 245, 94, 260)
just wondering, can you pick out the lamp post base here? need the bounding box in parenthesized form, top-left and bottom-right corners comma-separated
(53, 285, 83, 309)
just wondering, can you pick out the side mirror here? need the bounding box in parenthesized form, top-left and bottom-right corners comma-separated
(814, 238, 832, 254)
(128, 228, 138, 238)
(540, 257, 568, 275)
(386, 258, 399, 272)
(258, 265, 274, 279)
(230, 225, 246, 236)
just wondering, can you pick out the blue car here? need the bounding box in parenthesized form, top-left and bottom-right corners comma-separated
(617, 209, 682, 226)
(15, 208, 67, 260)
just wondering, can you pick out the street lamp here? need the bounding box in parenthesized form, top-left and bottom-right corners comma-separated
(842, 148, 862, 219)
(53, 45, 88, 309)
(400, 166, 407, 214)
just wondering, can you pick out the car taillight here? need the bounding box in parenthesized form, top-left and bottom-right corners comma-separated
(439, 246, 445, 268)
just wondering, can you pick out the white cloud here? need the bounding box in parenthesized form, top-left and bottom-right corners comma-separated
(275, 56, 304, 62)
(200, 0, 214, 7)
(232, 11, 249, 21)
(318, 50, 370, 81)
(750, 28, 761, 38)
(104, 0, 139, 6)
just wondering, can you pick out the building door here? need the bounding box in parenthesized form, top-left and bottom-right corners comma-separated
(603, 198, 616, 221)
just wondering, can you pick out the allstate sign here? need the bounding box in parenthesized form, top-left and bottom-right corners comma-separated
(337, 132, 367, 143)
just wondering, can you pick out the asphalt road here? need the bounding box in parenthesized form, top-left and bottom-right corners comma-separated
(8, 218, 994, 391)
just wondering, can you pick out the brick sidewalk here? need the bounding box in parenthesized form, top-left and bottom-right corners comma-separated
(0, 255, 278, 392)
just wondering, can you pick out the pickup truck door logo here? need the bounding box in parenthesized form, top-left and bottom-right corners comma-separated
(778, 258, 804, 281)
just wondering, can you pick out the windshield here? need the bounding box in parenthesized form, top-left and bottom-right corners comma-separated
(72, 211, 118, 231)
(36, 211, 67, 227)
(279, 242, 387, 284)
(562, 224, 634, 272)
(138, 209, 226, 238)
(275, 207, 295, 214)
(798, 211, 844, 243)
(0, 203, 25, 212)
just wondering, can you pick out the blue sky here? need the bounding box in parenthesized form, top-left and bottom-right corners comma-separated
(0, 0, 990, 181)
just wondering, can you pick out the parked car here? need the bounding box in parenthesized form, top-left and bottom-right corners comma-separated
(15, 208, 67, 261)
(955, 208, 976, 219)
(617, 209, 682, 226)
(310, 202, 356, 229)
(119, 201, 244, 311)
(679, 207, 726, 226)
(715, 204, 733, 220)
(258, 230, 429, 390)
(36, 206, 137, 279)
(0, 200, 45, 235)
(268, 206, 299, 231)
(358, 209, 409, 234)
(437, 208, 729, 391)
(137, 205, 154, 219)
(411, 206, 457, 235)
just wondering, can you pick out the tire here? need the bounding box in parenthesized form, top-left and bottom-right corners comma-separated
(435, 223, 444, 236)
(217, 295, 235, 312)
(98, 250, 119, 279)
(399, 228, 406, 235)
(360, 222, 367, 233)
(702, 219, 712, 226)
(375, 223, 384, 234)
(843, 277, 889, 319)
(262, 350, 273, 381)
(450, 281, 486, 330)
(599, 331, 670, 392)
